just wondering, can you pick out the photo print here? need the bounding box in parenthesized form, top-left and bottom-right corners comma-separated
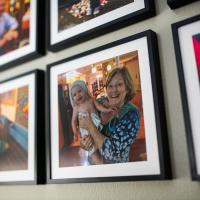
(47, 30, 171, 183)
(0, 0, 45, 70)
(49, 0, 155, 51)
(172, 14, 200, 180)
(0, 0, 30, 56)
(57, 51, 146, 168)
(0, 70, 45, 184)
(58, 0, 134, 32)
(0, 85, 29, 172)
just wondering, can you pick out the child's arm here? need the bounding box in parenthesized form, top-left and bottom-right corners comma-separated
(93, 99, 115, 113)
(71, 107, 79, 141)
(93, 99, 118, 125)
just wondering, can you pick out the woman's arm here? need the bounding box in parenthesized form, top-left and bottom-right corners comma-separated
(80, 135, 94, 151)
(80, 135, 103, 164)
(100, 109, 140, 163)
(79, 108, 140, 163)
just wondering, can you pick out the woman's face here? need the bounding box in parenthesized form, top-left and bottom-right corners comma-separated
(106, 73, 127, 108)
(71, 85, 87, 105)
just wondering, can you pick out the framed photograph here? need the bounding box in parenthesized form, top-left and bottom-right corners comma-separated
(0, 70, 45, 184)
(48, 0, 155, 52)
(167, 0, 199, 9)
(172, 15, 200, 180)
(0, 0, 45, 71)
(47, 30, 171, 183)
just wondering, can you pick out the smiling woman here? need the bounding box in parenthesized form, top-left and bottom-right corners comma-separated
(79, 67, 140, 164)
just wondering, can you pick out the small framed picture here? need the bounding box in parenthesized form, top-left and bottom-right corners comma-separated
(47, 30, 171, 183)
(172, 15, 200, 180)
(167, 0, 199, 9)
(0, 0, 45, 71)
(48, 0, 155, 51)
(0, 70, 45, 184)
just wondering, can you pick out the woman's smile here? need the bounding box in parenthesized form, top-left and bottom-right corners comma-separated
(110, 93, 120, 99)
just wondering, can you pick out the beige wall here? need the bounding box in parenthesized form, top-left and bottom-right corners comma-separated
(0, 0, 200, 199)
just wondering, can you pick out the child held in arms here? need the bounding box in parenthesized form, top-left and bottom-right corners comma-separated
(69, 80, 114, 164)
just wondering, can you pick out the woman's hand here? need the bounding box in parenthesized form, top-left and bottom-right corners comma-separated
(80, 135, 94, 151)
(78, 113, 94, 130)
(79, 112, 105, 149)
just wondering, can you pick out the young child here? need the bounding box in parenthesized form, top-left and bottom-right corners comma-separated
(69, 80, 113, 164)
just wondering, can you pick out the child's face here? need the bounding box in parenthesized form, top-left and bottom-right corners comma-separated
(71, 85, 87, 105)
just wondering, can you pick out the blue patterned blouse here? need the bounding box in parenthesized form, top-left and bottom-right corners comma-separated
(100, 102, 140, 164)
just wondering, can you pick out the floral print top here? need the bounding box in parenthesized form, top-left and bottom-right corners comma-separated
(100, 102, 140, 164)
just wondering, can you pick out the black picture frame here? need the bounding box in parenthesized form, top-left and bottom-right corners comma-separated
(172, 15, 200, 180)
(48, 0, 155, 52)
(167, 0, 199, 9)
(46, 30, 172, 183)
(0, 0, 46, 71)
(0, 70, 46, 185)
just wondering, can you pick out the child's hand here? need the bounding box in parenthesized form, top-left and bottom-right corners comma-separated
(100, 106, 118, 124)
(103, 105, 118, 114)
